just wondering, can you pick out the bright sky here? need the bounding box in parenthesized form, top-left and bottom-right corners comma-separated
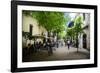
(64, 12, 77, 26)
(69, 13, 77, 21)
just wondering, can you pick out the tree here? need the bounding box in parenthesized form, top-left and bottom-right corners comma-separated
(31, 11, 68, 39)
(74, 15, 84, 52)
(23, 11, 73, 41)
(66, 27, 75, 40)
(66, 14, 84, 52)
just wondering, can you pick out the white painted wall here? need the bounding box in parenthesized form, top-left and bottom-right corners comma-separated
(0, 0, 99, 73)
(78, 14, 90, 49)
(23, 14, 47, 36)
(22, 14, 47, 45)
(23, 14, 40, 35)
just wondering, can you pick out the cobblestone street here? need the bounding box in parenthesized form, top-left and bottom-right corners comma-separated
(23, 46, 90, 62)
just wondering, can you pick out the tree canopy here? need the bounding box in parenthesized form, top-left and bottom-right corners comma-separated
(32, 11, 67, 32)
(23, 11, 84, 40)
(23, 10, 67, 33)
(23, 10, 72, 39)
(66, 15, 84, 39)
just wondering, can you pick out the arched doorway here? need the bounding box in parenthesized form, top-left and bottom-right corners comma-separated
(83, 34, 87, 49)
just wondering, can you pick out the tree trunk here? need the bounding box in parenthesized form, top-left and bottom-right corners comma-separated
(76, 33, 78, 52)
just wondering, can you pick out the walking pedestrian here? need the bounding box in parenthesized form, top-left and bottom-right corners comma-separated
(47, 39, 53, 56)
(67, 40, 70, 49)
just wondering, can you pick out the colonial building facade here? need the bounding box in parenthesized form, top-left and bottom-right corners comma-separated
(22, 14, 47, 47)
(78, 13, 90, 50)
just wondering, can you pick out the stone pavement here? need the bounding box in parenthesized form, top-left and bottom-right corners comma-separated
(23, 46, 90, 62)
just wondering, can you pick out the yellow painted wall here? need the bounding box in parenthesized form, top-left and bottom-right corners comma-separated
(22, 14, 39, 35)
(22, 14, 47, 45)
